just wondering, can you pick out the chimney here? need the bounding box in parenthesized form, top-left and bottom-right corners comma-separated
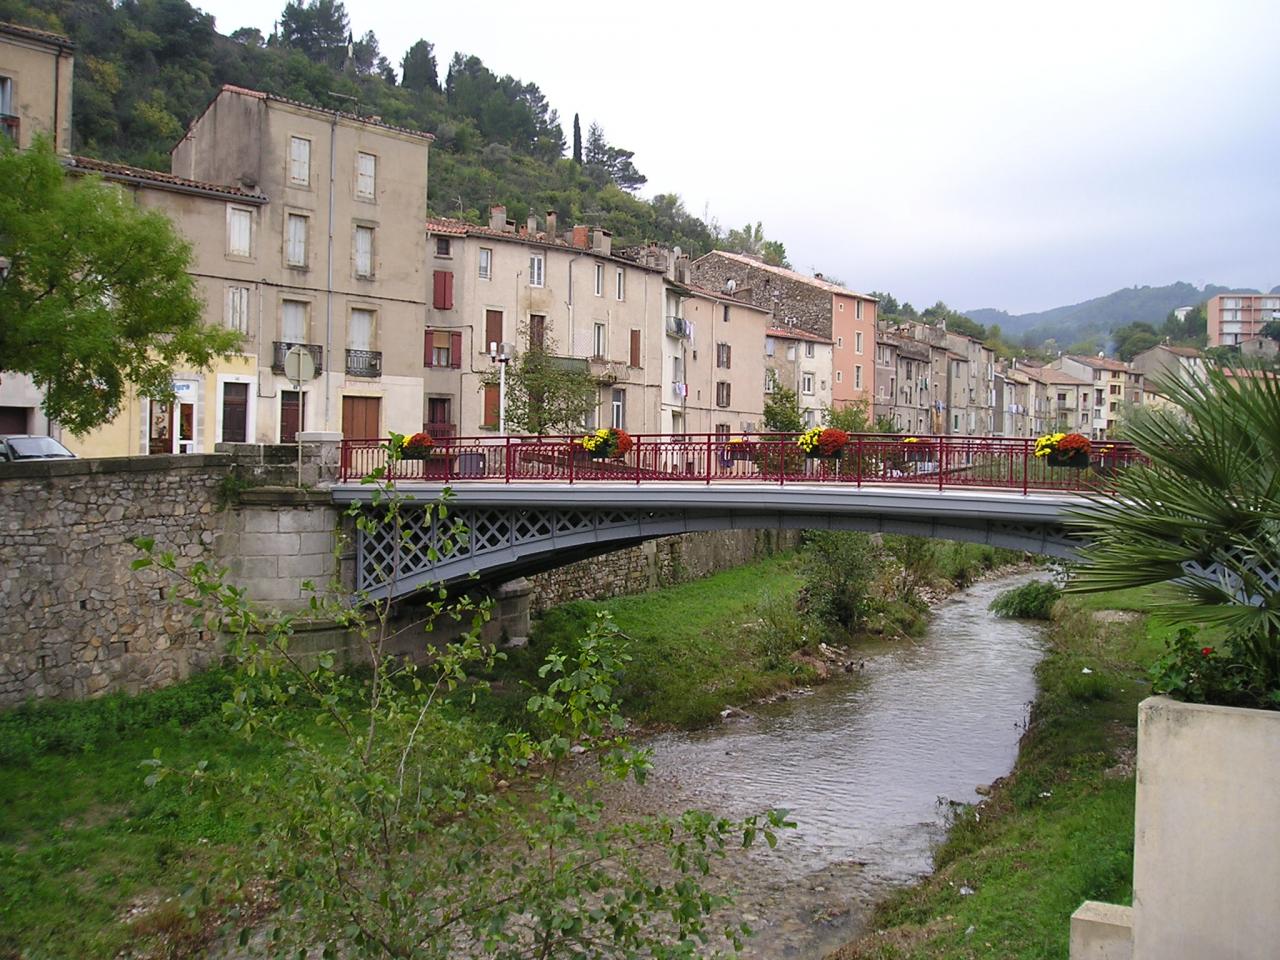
(571, 225, 589, 249)
(591, 227, 612, 257)
(489, 205, 506, 231)
(527, 213, 538, 236)
(546, 210, 557, 237)
(503, 218, 516, 234)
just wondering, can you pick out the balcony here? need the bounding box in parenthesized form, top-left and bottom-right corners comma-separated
(272, 341, 323, 377)
(588, 357, 621, 384)
(665, 315, 691, 338)
(0, 114, 18, 144)
(345, 348, 382, 378)
(423, 421, 456, 440)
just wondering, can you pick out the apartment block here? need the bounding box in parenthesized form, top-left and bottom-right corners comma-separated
(1131, 344, 1204, 394)
(690, 251, 876, 409)
(1050, 355, 1142, 439)
(1207, 293, 1280, 347)
(873, 332, 935, 435)
(1024, 365, 1091, 437)
(765, 328, 834, 428)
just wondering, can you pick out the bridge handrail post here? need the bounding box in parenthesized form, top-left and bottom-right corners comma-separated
(1022, 439, 1030, 496)
(856, 435, 863, 489)
(705, 434, 713, 485)
(567, 436, 575, 485)
(504, 435, 512, 484)
(635, 436, 642, 485)
(938, 435, 946, 492)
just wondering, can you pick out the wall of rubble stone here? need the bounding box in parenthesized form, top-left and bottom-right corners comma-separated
(689, 252, 832, 338)
(527, 528, 800, 613)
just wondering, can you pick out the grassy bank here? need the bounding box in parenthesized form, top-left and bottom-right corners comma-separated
(830, 586, 1172, 960)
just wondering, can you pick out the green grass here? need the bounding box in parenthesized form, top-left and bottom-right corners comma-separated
(831, 589, 1171, 960)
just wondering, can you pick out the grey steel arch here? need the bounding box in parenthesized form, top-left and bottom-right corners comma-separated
(332, 483, 1087, 602)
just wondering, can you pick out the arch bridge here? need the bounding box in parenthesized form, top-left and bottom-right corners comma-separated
(332, 433, 1133, 602)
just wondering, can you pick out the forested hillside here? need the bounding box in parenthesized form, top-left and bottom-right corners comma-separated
(0, 0, 787, 260)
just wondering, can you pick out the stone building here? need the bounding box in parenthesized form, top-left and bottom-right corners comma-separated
(765, 327, 834, 428)
(873, 330, 935, 434)
(1051, 355, 1143, 439)
(421, 209, 668, 436)
(689, 251, 876, 410)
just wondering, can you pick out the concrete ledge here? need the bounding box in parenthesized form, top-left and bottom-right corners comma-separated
(1070, 902, 1132, 960)
(238, 487, 333, 506)
(0, 452, 231, 480)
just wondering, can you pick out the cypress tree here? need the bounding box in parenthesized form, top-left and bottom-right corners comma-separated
(572, 113, 582, 164)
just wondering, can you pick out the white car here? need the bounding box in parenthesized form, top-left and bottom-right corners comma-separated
(0, 435, 77, 461)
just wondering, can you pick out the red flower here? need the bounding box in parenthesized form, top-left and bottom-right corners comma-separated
(1200, 646, 1214, 657)
(611, 429, 633, 457)
(816, 428, 849, 456)
(1056, 433, 1092, 456)
(404, 431, 434, 451)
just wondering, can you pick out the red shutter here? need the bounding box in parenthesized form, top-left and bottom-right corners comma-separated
(629, 329, 641, 367)
(449, 331, 462, 368)
(482, 383, 500, 428)
(424, 330, 434, 367)
(433, 271, 454, 310)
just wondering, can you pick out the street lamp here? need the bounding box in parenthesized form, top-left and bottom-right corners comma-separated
(488, 340, 511, 434)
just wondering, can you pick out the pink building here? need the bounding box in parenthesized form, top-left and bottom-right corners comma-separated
(1207, 293, 1280, 346)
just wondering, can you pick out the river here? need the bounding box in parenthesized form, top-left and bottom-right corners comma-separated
(602, 570, 1047, 959)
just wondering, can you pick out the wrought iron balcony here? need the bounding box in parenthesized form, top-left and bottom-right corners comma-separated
(272, 341, 323, 376)
(345, 348, 382, 378)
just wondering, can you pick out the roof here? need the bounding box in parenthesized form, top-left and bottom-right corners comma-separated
(69, 155, 269, 203)
(1026, 367, 1089, 386)
(1065, 354, 1131, 372)
(0, 20, 73, 48)
(202, 84, 434, 144)
(424, 216, 664, 272)
(766, 327, 833, 344)
(1161, 344, 1202, 357)
(697, 250, 876, 302)
(671, 280, 773, 315)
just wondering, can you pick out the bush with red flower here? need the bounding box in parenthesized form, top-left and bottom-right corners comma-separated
(580, 427, 633, 459)
(796, 427, 849, 457)
(400, 432, 435, 459)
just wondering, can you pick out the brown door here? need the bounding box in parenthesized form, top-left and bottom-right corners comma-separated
(342, 396, 381, 439)
(281, 390, 306, 443)
(484, 310, 503, 353)
(221, 383, 249, 443)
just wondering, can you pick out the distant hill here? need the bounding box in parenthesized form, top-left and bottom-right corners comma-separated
(965, 282, 1264, 348)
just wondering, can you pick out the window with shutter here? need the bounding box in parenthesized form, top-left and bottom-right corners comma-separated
(227, 207, 252, 257)
(286, 214, 308, 266)
(355, 226, 374, 277)
(282, 300, 307, 342)
(629, 329, 641, 367)
(225, 286, 250, 333)
(433, 271, 454, 310)
(356, 152, 376, 198)
(424, 330, 457, 367)
(485, 311, 502, 352)
(529, 255, 544, 288)
(289, 137, 311, 185)
(348, 309, 374, 350)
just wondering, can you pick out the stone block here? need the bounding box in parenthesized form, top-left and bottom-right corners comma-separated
(299, 531, 337, 555)
(277, 553, 333, 579)
(227, 555, 278, 580)
(278, 509, 336, 534)
(1069, 902, 1132, 960)
(237, 532, 300, 557)
(245, 578, 303, 603)
(242, 510, 281, 533)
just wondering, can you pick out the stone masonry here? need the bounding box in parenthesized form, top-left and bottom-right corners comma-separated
(689, 251, 833, 339)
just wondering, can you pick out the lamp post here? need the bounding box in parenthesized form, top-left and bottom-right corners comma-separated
(488, 340, 511, 434)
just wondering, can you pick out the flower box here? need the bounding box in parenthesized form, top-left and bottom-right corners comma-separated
(1046, 449, 1089, 469)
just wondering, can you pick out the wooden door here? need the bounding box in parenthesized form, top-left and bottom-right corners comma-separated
(342, 395, 381, 439)
(484, 310, 503, 353)
(280, 390, 306, 443)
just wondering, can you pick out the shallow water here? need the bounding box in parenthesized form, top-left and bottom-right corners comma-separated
(625, 570, 1047, 958)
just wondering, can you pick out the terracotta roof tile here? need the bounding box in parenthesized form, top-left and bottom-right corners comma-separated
(1066, 354, 1131, 372)
(0, 20, 73, 48)
(424, 216, 664, 272)
(766, 327, 833, 344)
(70, 155, 269, 202)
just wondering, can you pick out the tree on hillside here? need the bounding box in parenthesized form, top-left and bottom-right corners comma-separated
(1113, 322, 1161, 361)
(583, 122, 647, 192)
(400, 39, 439, 93)
(350, 30, 395, 83)
(572, 113, 582, 164)
(278, 0, 350, 67)
(0, 139, 241, 433)
(721, 222, 790, 268)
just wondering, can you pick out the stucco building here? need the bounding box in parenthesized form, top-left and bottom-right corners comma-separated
(1207, 293, 1280, 347)
(765, 328, 834, 428)
(1050, 355, 1143, 440)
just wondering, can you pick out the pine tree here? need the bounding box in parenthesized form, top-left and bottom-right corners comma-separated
(572, 113, 582, 164)
(400, 39, 439, 93)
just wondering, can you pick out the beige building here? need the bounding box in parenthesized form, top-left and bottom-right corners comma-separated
(765, 327, 834, 428)
(1131, 344, 1204, 394)
(1024, 366, 1091, 437)
(874, 331, 936, 435)
(421, 210, 669, 437)
(0, 21, 72, 152)
(1051, 355, 1142, 440)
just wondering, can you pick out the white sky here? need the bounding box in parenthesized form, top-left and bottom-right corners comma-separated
(200, 0, 1280, 314)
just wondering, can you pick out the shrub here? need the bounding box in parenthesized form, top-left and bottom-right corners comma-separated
(799, 531, 876, 639)
(749, 590, 808, 669)
(990, 581, 1061, 620)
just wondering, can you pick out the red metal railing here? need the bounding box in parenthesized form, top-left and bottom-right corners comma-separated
(337, 433, 1145, 494)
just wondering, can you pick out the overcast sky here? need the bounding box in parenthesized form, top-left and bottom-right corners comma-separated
(200, 0, 1279, 314)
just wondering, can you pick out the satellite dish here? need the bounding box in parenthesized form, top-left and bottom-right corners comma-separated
(284, 345, 315, 386)
(673, 245, 683, 257)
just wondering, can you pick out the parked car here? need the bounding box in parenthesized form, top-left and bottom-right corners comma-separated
(0, 435, 77, 461)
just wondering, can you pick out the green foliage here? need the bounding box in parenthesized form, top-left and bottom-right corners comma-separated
(0, 137, 240, 433)
(799, 532, 877, 638)
(498, 330, 597, 434)
(719, 221, 789, 267)
(399, 38, 438, 93)
(0, 669, 232, 765)
(278, 0, 349, 67)
(1261, 319, 1280, 342)
(583, 120, 645, 191)
(822, 399, 872, 433)
(1068, 361, 1280, 704)
(1151, 627, 1280, 710)
(1112, 321, 1161, 361)
(990, 580, 1060, 620)
(763, 385, 803, 432)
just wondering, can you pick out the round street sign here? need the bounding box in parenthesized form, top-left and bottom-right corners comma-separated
(284, 345, 315, 385)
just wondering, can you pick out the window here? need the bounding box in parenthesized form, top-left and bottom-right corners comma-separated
(723, 304, 730, 323)
(611, 388, 625, 429)
(715, 381, 731, 408)
(479, 247, 493, 280)
(715, 423, 731, 439)
(786, 344, 797, 360)
(348, 308, 374, 350)
(837, 336, 844, 348)
(289, 136, 311, 185)
(716, 342, 732, 369)
(424, 329, 462, 368)
(225, 286, 250, 334)
(855, 331, 863, 354)
(856, 301, 863, 320)
(435, 236, 451, 257)
(226, 206, 253, 257)
(805, 342, 815, 359)
(286, 214, 308, 267)
(0, 76, 11, 116)
(802, 373, 814, 395)
(765, 337, 776, 358)
(432, 271, 454, 310)
(529, 254, 544, 287)
(485, 311, 502, 352)
(594, 263, 604, 297)
(355, 226, 374, 277)
(529, 314, 546, 350)
(426, 397, 452, 434)
(854, 365, 863, 389)
(836, 370, 843, 383)
(356, 151, 376, 199)
(615, 268, 625, 301)
(282, 300, 307, 342)
(629, 329, 641, 367)
(765, 370, 778, 394)
(220, 381, 250, 443)
(593, 323, 606, 359)
(672, 355, 684, 384)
